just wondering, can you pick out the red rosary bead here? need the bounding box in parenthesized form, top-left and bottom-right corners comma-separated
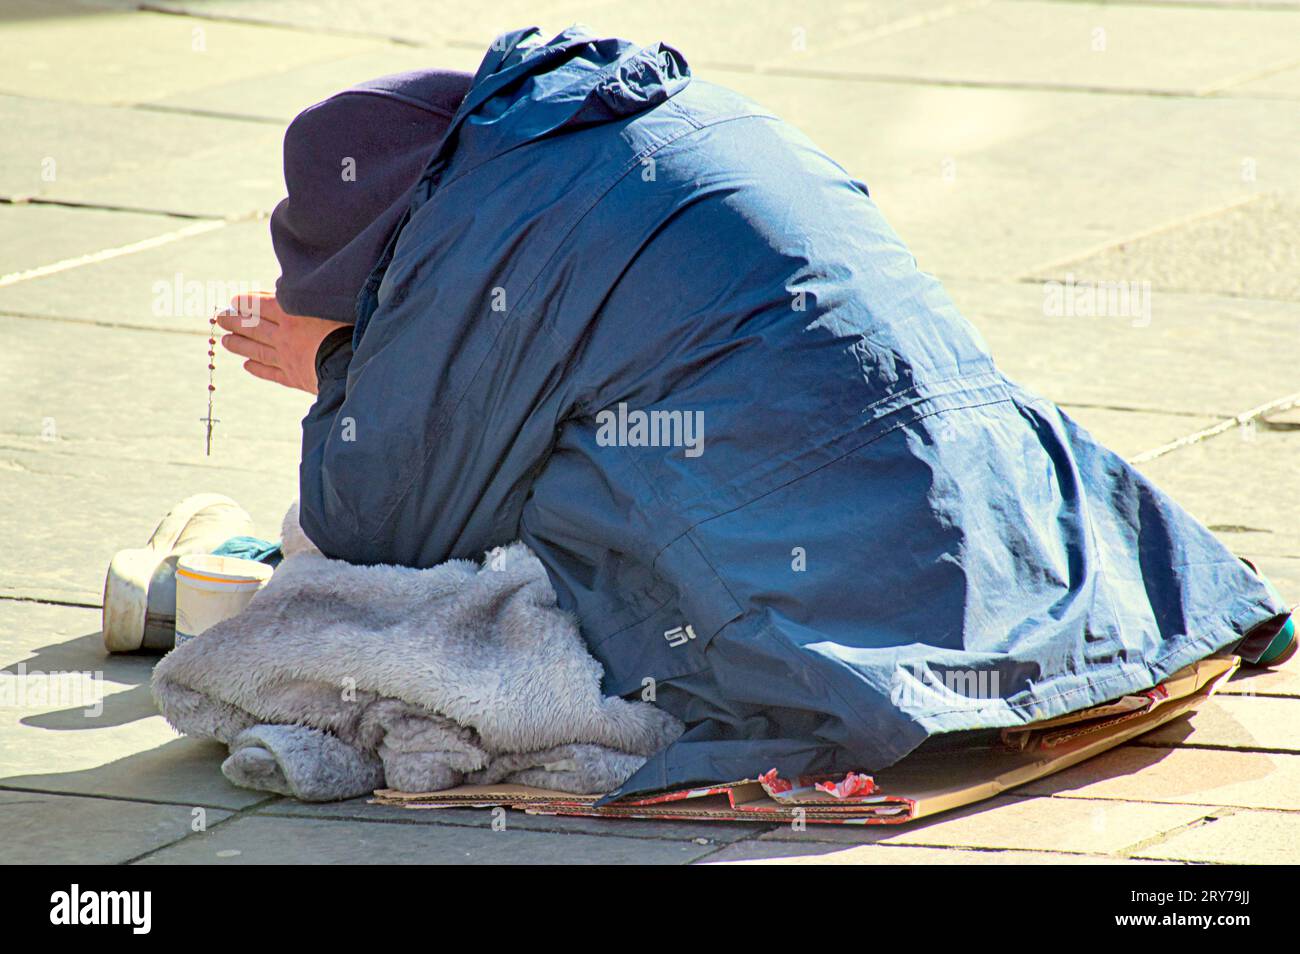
(203, 312, 220, 455)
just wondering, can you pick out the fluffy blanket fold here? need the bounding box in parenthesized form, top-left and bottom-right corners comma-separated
(151, 505, 683, 801)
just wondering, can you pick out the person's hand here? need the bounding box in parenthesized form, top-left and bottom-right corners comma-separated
(216, 293, 349, 395)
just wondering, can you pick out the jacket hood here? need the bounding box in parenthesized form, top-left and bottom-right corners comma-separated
(426, 26, 691, 187)
(270, 69, 473, 321)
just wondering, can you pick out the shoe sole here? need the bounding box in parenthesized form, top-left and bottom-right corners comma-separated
(102, 493, 244, 653)
(1256, 616, 1297, 667)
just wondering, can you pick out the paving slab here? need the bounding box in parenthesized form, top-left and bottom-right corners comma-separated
(0, 219, 279, 330)
(0, 94, 285, 216)
(0, 600, 267, 809)
(721, 76, 1298, 281)
(1136, 809, 1300, 864)
(132, 0, 588, 46)
(789, 1, 1300, 95)
(1138, 695, 1300, 752)
(1229, 62, 1300, 99)
(153, 65, 1300, 287)
(1055, 406, 1220, 461)
(1136, 424, 1300, 560)
(947, 279, 1300, 418)
(702, 841, 1158, 865)
(83, 0, 1300, 107)
(0, 204, 188, 277)
(1222, 648, 1300, 698)
(753, 794, 1213, 855)
(0, 4, 386, 107)
(146, 44, 484, 122)
(1138, 0, 1300, 8)
(11, 313, 295, 612)
(911, 92, 1299, 280)
(138, 0, 973, 60)
(0, 788, 231, 864)
(1019, 745, 1300, 810)
(1235, 555, 1300, 607)
(565, 0, 977, 71)
(12, 66, 1293, 285)
(0, 446, 299, 604)
(1034, 194, 1300, 303)
(0, 313, 310, 467)
(0, 313, 306, 603)
(137, 813, 717, 863)
(258, 796, 771, 844)
(721, 71, 1112, 185)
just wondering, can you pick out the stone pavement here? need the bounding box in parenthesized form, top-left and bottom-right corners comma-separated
(1, 0, 1298, 864)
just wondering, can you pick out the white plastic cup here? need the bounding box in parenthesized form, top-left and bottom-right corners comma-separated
(174, 554, 273, 646)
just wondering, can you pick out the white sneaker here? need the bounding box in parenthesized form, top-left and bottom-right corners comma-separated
(102, 494, 257, 652)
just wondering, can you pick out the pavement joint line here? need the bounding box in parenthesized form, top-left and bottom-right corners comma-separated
(1018, 276, 1300, 308)
(751, 0, 996, 61)
(1127, 391, 1300, 464)
(755, 793, 1239, 853)
(122, 793, 282, 866)
(1030, 0, 1300, 12)
(139, 0, 988, 74)
(0, 433, 300, 449)
(0, 195, 217, 221)
(0, 308, 224, 336)
(1212, 88, 1300, 103)
(687, 825, 794, 863)
(0, 87, 303, 132)
(1144, 286, 1300, 306)
(1020, 193, 1268, 280)
(251, 802, 776, 844)
(1128, 740, 1300, 757)
(1058, 402, 1228, 420)
(0, 592, 103, 609)
(46, 3, 1300, 107)
(1028, 791, 1300, 814)
(723, 65, 1210, 99)
(1194, 53, 1300, 96)
(0, 219, 230, 289)
(0, 781, 269, 814)
(1, 452, 295, 478)
(753, 833, 1128, 860)
(0, 593, 101, 610)
(135, 2, 426, 47)
(1014, 270, 1300, 307)
(129, 102, 287, 126)
(444, 30, 1285, 104)
(705, 819, 783, 854)
(997, 787, 1300, 816)
(0, 439, 304, 474)
(1118, 806, 1241, 859)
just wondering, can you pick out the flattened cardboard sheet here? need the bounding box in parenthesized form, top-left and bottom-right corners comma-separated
(370, 655, 1237, 825)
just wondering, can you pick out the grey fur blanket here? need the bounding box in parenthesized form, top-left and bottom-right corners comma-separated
(151, 505, 682, 802)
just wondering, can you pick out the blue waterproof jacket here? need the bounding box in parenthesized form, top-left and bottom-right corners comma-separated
(300, 27, 1288, 799)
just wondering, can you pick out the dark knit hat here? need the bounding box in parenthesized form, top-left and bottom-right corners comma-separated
(270, 68, 474, 322)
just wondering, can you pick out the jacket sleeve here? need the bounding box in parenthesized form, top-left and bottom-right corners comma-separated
(297, 329, 369, 560)
(297, 311, 564, 569)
